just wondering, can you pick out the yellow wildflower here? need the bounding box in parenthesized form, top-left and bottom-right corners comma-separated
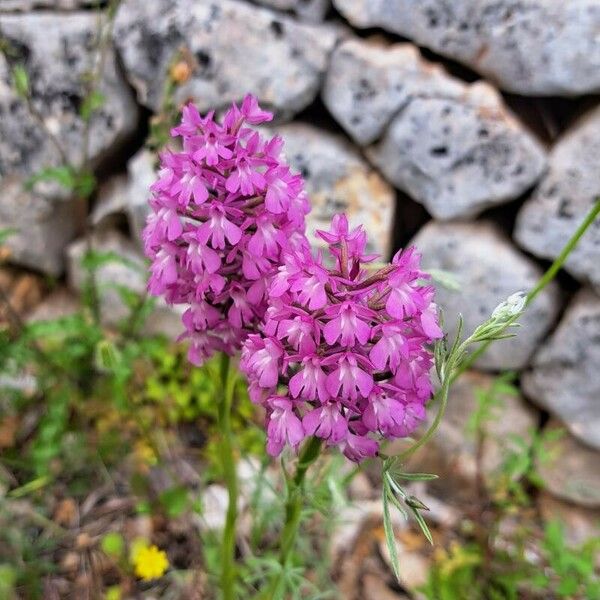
(131, 543, 169, 581)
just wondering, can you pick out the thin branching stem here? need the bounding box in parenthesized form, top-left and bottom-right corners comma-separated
(396, 199, 600, 469)
(25, 98, 71, 167)
(79, 0, 121, 325)
(455, 198, 600, 379)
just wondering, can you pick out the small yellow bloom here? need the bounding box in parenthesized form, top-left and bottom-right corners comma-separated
(132, 543, 169, 581)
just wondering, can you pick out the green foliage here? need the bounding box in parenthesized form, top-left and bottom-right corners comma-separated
(379, 301, 530, 583)
(159, 485, 189, 519)
(420, 543, 484, 600)
(74, 170, 97, 198)
(80, 90, 106, 122)
(466, 372, 518, 437)
(28, 387, 71, 477)
(0, 503, 58, 599)
(427, 268, 461, 292)
(142, 349, 265, 476)
(0, 564, 17, 600)
(0, 228, 17, 246)
(81, 249, 145, 275)
(532, 521, 600, 599)
(25, 165, 76, 191)
(0, 250, 172, 594)
(101, 532, 125, 558)
(11, 65, 29, 98)
(417, 372, 600, 600)
(209, 454, 345, 600)
(382, 463, 436, 580)
(24, 165, 97, 199)
(146, 51, 191, 152)
(420, 523, 600, 600)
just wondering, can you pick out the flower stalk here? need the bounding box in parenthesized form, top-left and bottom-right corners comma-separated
(262, 436, 323, 599)
(217, 353, 239, 600)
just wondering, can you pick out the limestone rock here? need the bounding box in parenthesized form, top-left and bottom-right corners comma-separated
(26, 288, 79, 323)
(332, 0, 600, 96)
(0, 178, 76, 275)
(0, 11, 137, 274)
(121, 127, 396, 258)
(66, 230, 182, 337)
(538, 492, 600, 547)
(90, 151, 155, 247)
(252, 0, 330, 21)
(412, 221, 560, 370)
(0, 11, 138, 177)
(363, 80, 545, 218)
(323, 38, 464, 146)
(197, 485, 228, 531)
(91, 175, 129, 229)
(522, 289, 600, 450)
(113, 0, 338, 120)
(407, 371, 538, 500)
(275, 123, 395, 258)
(515, 106, 600, 291)
(378, 535, 430, 594)
(126, 148, 156, 244)
(0, 0, 96, 9)
(536, 423, 600, 508)
(362, 575, 411, 600)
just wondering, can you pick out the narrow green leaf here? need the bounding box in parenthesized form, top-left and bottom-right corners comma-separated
(395, 472, 439, 482)
(386, 489, 408, 519)
(8, 475, 52, 498)
(385, 472, 407, 499)
(410, 507, 434, 545)
(382, 481, 401, 581)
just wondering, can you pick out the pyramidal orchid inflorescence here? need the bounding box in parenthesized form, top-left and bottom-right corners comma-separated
(241, 215, 443, 462)
(143, 95, 310, 364)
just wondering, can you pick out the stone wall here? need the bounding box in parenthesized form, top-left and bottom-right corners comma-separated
(1, 0, 599, 523)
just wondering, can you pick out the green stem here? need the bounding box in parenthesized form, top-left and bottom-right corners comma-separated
(262, 436, 322, 599)
(399, 199, 600, 466)
(398, 362, 454, 463)
(526, 200, 600, 304)
(455, 199, 600, 378)
(217, 353, 238, 600)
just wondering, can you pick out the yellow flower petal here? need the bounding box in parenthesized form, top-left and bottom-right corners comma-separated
(132, 544, 169, 581)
